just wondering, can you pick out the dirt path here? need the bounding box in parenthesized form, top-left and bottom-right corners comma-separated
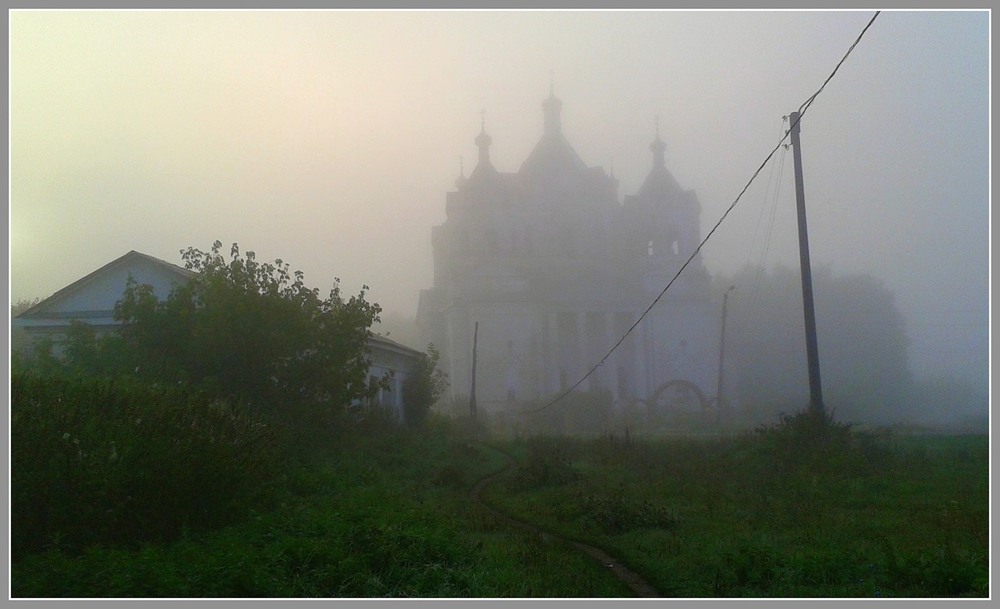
(470, 444, 661, 598)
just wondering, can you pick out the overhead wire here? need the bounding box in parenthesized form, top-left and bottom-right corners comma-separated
(518, 10, 881, 415)
(746, 116, 789, 314)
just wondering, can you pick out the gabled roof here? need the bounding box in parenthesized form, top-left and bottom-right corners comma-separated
(368, 333, 424, 359)
(16, 250, 196, 320)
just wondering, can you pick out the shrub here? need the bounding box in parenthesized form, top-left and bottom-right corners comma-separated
(752, 409, 892, 477)
(11, 372, 282, 560)
(402, 344, 448, 428)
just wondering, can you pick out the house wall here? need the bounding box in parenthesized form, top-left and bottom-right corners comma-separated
(367, 340, 421, 422)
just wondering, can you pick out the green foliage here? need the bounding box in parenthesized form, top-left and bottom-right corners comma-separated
(584, 490, 681, 534)
(111, 241, 382, 421)
(12, 417, 630, 598)
(506, 440, 579, 490)
(11, 372, 282, 560)
(10, 358, 987, 598)
(487, 430, 987, 598)
(752, 409, 893, 477)
(402, 344, 448, 428)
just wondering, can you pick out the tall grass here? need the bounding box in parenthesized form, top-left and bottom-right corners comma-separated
(12, 396, 631, 598)
(11, 372, 283, 559)
(484, 410, 989, 597)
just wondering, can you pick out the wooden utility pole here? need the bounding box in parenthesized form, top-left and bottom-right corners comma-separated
(469, 321, 479, 424)
(715, 285, 735, 424)
(788, 111, 825, 416)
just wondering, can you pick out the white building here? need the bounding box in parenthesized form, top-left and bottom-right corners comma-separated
(13, 250, 422, 421)
(417, 90, 720, 415)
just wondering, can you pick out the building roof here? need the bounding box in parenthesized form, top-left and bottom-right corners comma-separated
(16, 250, 196, 320)
(368, 333, 425, 358)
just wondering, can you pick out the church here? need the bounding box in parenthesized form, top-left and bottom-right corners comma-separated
(417, 89, 721, 416)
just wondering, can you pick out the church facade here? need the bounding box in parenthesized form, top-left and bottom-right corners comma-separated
(417, 90, 720, 414)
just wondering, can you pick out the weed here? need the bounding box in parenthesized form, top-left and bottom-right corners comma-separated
(506, 440, 579, 490)
(584, 489, 681, 534)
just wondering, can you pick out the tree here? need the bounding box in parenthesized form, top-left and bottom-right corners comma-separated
(402, 344, 448, 428)
(716, 265, 913, 425)
(114, 241, 382, 421)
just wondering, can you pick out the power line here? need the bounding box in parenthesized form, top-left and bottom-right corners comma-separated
(746, 119, 788, 317)
(519, 11, 881, 416)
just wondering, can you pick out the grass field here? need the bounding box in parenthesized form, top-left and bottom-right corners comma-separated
(12, 392, 989, 598)
(483, 424, 989, 598)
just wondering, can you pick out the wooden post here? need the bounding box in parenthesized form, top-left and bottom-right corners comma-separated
(788, 111, 825, 416)
(715, 285, 735, 424)
(469, 321, 479, 424)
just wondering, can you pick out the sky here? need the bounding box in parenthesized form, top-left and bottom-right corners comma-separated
(9, 9, 990, 388)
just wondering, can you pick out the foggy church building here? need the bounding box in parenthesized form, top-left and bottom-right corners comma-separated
(417, 89, 720, 413)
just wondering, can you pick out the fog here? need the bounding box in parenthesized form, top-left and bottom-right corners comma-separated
(9, 10, 989, 416)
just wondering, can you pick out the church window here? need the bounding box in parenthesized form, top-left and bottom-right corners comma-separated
(647, 240, 654, 256)
(672, 240, 679, 256)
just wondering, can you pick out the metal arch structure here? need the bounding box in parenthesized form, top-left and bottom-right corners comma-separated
(624, 379, 713, 416)
(649, 379, 712, 413)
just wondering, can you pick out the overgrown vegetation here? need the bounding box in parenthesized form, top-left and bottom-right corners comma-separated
(11, 412, 632, 598)
(11, 242, 467, 596)
(402, 344, 448, 428)
(11, 383, 988, 597)
(482, 411, 989, 598)
(119, 242, 383, 422)
(11, 372, 282, 559)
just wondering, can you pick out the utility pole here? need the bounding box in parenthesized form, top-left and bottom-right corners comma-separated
(469, 321, 479, 425)
(715, 285, 735, 425)
(788, 111, 825, 416)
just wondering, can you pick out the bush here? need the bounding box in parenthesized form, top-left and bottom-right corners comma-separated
(11, 373, 283, 560)
(752, 408, 892, 477)
(402, 344, 448, 428)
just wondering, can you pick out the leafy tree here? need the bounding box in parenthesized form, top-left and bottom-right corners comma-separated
(402, 344, 448, 428)
(716, 265, 913, 425)
(114, 241, 382, 421)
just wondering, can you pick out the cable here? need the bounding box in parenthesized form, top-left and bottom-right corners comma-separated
(745, 116, 786, 273)
(746, 118, 788, 314)
(519, 10, 881, 415)
(795, 12, 881, 121)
